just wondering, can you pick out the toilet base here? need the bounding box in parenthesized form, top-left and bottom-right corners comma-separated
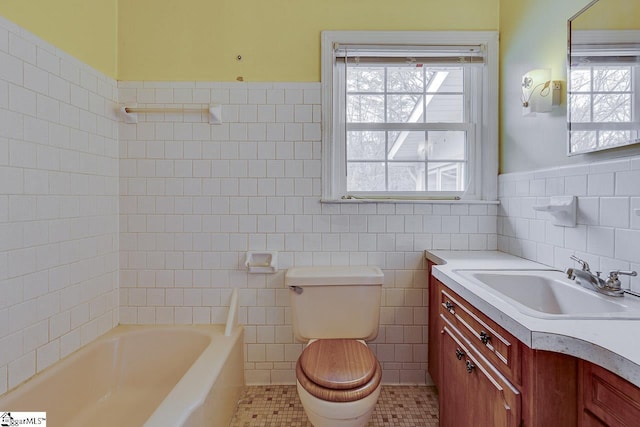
(296, 380, 381, 427)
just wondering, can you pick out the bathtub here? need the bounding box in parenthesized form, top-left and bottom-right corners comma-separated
(0, 323, 244, 427)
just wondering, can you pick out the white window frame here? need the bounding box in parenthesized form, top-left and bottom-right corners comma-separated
(568, 29, 640, 155)
(321, 31, 499, 201)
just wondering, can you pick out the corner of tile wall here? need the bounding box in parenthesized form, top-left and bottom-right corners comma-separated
(498, 158, 640, 293)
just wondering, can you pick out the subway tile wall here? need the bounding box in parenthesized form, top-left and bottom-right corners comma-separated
(498, 157, 640, 293)
(117, 81, 499, 385)
(0, 17, 119, 393)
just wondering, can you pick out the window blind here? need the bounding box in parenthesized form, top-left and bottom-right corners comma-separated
(571, 43, 640, 66)
(333, 43, 485, 65)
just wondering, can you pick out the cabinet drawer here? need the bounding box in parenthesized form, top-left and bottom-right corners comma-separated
(581, 361, 640, 427)
(438, 282, 520, 384)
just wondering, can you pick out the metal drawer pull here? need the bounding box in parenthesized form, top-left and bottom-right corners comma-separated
(455, 348, 465, 360)
(466, 360, 476, 373)
(444, 301, 455, 313)
(479, 331, 491, 345)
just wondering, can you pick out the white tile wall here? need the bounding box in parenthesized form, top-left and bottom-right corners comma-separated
(0, 16, 119, 394)
(498, 158, 640, 293)
(118, 81, 499, 385)
(0, 16, 500, 391)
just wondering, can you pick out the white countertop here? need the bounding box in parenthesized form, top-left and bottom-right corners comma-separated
(426, 250, 640, 387)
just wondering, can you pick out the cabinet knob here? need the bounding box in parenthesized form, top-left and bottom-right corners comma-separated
(444, 301, 455, 313)
(480, 331, 491, 345)
(466, 360, 476, 373)
(455, 348, 465, 360)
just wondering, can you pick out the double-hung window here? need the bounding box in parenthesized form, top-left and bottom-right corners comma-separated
(569, 30, 640, 154)
(322, 31, 498, 201)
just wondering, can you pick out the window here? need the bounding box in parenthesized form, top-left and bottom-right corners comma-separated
(322, 31, 498, 201)
(569, 31, 640, 154)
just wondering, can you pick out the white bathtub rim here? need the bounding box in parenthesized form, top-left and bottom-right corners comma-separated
(224, 288, 239, 337)
(0, 324, 242, 425)
(142, 324, 243, 427)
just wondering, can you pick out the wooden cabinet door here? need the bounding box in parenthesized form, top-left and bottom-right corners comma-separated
(579, 361, 640, 427)
(440, 322, 521, 427)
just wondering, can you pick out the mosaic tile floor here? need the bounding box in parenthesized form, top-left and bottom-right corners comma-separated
(229, 385, 439, 426)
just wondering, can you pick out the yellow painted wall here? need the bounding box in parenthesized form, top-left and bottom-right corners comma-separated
(499, 0, 591, 173)
(499, 0, 640, 173)
(118, 0, 499, 82)
(1, 0, 498, 81)
(0, 0, 118, 78)
(572, 0, 640, 30)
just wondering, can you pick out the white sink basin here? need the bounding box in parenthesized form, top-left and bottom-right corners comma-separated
(453, 269, 640, 319)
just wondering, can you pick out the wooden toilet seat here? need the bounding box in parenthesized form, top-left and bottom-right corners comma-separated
(296, 339, 382, 402)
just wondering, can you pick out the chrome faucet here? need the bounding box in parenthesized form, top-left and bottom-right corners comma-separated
(566, 255, 637, 298)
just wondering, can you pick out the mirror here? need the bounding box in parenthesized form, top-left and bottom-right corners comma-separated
(568, 0, 640, 155)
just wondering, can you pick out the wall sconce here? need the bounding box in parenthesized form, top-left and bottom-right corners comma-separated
(521, 68, 552, 115)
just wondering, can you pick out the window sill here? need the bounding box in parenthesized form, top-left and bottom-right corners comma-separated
(320, 198, 500, 205)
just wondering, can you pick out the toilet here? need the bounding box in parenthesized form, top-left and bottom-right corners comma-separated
(285, 266, 384, 427)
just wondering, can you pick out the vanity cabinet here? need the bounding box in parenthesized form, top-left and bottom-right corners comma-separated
(579, 360, 640, 427)
(428, 264, 578, 427)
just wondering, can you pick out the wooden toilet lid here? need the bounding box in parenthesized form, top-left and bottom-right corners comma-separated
(296, 339, 382, 402)
(299, 339, 377, 389)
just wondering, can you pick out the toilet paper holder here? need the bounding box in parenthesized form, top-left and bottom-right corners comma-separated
(245, 251, 278, 273)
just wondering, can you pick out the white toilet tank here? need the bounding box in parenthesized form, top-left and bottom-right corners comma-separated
(285, 266, 384, 342)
